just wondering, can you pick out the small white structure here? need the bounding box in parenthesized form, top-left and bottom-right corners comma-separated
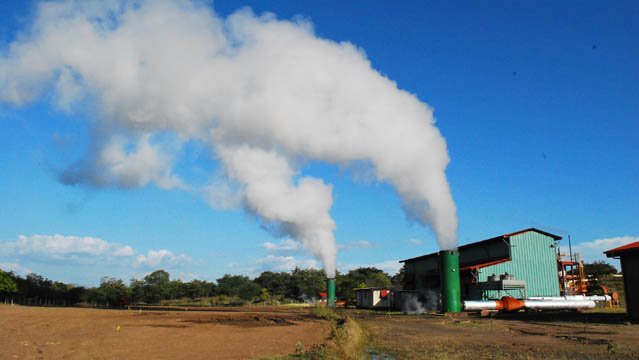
(355, 287, 391, 309)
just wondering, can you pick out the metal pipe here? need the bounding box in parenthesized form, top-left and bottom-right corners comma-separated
(463, 300, 500, 311)
(463, 296, 596, 312)
(528, 295, 611, 302)
(523, 299, 596, 310)
(439, 250, 461, 313)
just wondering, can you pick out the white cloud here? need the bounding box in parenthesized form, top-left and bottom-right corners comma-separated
(229, 254, 319, 277)
(0, 262, 32, 275)
(340, 259, 402, 275)
(0, 234, 136, 260)
(135, 249, 190, 268)
(372, 260, 403, 275)
(564, 236, 638, 265)
(262, 239, 301, 252)
(0, 235, 193, 285)
(113, 245, 136, 257)
(60, 135, 184, 190)
(175, 272, 206, 282)
(407, 238, 423, 246)
(256, 255, 318, 272)
(338, 240, 372, 250)
(205, 176, 243, 210)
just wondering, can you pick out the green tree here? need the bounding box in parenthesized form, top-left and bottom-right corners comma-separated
(289, 268, 326, 300)
(64, 285, 86, 305)
(0, 272, 87, 305)
(13, 273, 55, 303)
(83, 287, 102, 305)
(255, 271, 291, 299)
(129, 279, 145, 304)
(217, 274, 260, 300)
(168, 280, 185, 299)
(98, 277, 129, 307)
(187, 279, 217, 298)
(391, 265, 405, 289)
(584, 261, 618, 277)
(337, 267, 391, 302)
(259, 288, 270, 302)
(0, 270, 17, 297)
(143, 270, 171, 304)
(237, 281, 261, 301)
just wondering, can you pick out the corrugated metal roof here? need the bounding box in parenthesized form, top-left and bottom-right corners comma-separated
(605, 241, 639, 257)
(400, 227, 562, 263)
(502, 228, 562, 240)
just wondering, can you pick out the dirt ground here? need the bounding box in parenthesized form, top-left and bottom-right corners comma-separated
(0, 305, 330, 360)
(353, 310, 639, 359)
(5, 305, 638, 359)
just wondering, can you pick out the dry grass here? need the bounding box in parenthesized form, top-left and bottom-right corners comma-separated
(260, 308, 366, 360)
(355, 310, 639, 360)
(330, 316, 365, 360)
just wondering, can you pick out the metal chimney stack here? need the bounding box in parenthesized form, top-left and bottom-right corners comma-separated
(327, 278, 336, 308)
(439, 250, 461, 312)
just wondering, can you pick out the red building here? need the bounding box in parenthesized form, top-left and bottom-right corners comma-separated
(605, 242, 639, 320)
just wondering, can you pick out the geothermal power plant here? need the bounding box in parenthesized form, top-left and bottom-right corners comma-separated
(350, 228, 621, 314)
(2, 0, 635, 329)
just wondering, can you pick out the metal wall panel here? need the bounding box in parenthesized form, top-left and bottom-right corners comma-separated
(620, 254, 639, 319)
(459, 239, 510, 266)
(477, 232, 560, 298)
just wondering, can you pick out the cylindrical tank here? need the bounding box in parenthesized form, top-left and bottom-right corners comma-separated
(327, 278, 336, 308)
(439, 249, 462, 313)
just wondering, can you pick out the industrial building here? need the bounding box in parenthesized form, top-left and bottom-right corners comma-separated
(354, 287, 391, 309)
(605, 241, 639, 320)
(401, 228, 562, 301)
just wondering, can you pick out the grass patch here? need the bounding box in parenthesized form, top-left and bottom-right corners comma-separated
(311, 306, 338, 320)
(263, 307, 365, 360)
(159, 295, 247, 307)
(281, 303, 312, 308)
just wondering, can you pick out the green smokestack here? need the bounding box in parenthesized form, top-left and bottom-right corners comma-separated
(439, 250, 461, 313)
(327, 278, 336, 308)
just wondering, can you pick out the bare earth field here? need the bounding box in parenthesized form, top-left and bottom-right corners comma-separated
(0, 305, 330, 360)
(4, 305, 639, 359)
(354, 310, 639, 359)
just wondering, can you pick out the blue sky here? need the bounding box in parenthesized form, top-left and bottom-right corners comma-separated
(0, 1, 637, 285)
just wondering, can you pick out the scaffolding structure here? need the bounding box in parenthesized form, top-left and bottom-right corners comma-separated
(557, 252, 588, 296)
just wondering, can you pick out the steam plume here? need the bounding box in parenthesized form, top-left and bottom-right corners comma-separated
(0, 0, 457, 277)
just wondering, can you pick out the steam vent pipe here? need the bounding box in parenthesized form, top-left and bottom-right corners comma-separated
(327, 278, 336, 308)
(439, 250, 462, 313)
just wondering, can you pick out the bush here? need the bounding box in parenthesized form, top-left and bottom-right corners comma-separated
(311, 305, 337, 320)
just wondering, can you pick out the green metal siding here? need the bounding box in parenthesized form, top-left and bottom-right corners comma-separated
(478, 232, 560, 298)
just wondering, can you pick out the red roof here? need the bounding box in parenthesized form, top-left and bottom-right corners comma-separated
(459, 257, 510, 272)
(605, 241, 639, 257)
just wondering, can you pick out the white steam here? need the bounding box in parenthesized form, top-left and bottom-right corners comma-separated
(0, 0, 457, 277)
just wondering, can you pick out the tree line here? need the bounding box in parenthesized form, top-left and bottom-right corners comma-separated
(0, 261, 619, 307)
(0, 267, 404, 307)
